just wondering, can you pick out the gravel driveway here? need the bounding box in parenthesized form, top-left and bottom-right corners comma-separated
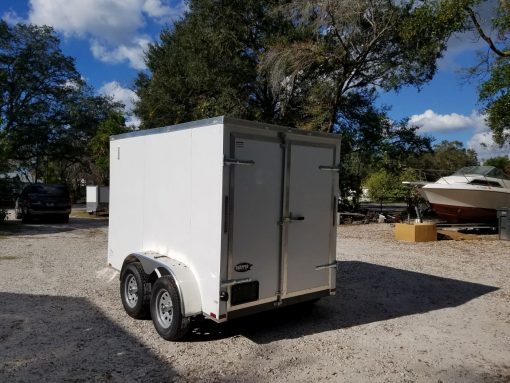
(0, 217, 509, 382)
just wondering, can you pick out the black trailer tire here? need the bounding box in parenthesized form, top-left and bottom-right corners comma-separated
(120, 262, 151, 319)
(150, 276, 190, 341)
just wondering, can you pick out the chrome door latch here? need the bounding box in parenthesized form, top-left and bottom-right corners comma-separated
(278, 214, 305, 225)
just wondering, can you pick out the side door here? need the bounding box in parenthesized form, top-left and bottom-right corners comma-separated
(283, 142, 337, 297)
(227, 136, 283, 308)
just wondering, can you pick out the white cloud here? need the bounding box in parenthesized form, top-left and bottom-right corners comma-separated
(2, 10, 24, 25)
(26, 0, 185, 69)
(99, 81, 141, 128)
(91, 38, 150, 71)
(467, 131, 510, 160)
(409, 109, 487, 133)
(28, 0, 144, 45)
(143, 0, 187, 21)
(126, 115, 142, 128)
(409, 109, 510, 159)
(99, 81, 139, 111)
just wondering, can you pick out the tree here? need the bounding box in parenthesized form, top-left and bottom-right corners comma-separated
(260, 0, 475, 132)
(336, 92, 432, 205)
(89, 111, 129, 184)
(135, 0, 290, 129)
(44, 89, 123, 186)
(137, 0, 438, 203)
(138, 0, 466, 132)
(364, 170, 394, 207)
(479, 54, 510, 145)
(0, 21, 124, 197)
(484, 155, 510, 174)
(364, 168, 420, 210)
(409, 140, 479, 180)
(0, 21, 82, 181)
(460, 1, 510, 144)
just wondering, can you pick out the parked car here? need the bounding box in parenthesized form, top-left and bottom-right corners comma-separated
(15, 184, 71, 223)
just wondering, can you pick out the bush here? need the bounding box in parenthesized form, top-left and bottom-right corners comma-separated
(0, 209, 7, 222)
(364, 168, 420, 205)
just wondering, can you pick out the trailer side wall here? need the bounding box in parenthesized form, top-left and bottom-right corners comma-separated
(108, 124, 224, 317)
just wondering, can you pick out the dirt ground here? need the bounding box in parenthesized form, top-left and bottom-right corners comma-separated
(0, 215, 509, 382)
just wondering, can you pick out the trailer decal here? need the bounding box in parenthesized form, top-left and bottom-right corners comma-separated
(234, 262, 253, 272)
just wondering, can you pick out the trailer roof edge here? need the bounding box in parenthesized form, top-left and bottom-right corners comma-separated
(110, 115, 341, 141)
(110, 116, 225, 141)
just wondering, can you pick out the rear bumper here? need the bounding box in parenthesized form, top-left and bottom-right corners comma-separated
(226, 289, 332, 320)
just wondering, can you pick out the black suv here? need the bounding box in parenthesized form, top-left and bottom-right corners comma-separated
(15, 184, 71, 223)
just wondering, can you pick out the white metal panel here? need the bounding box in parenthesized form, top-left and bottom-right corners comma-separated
(229, 137, 282, 305)
(141, 129, 192, 261)
(190, 124, 224, 317)
(108, 139, 145, 270)
(86, 185, 98, 213)
(108, 123, 224, 318)
(86, 186, 98, 203)
(285, 144, 335, 295)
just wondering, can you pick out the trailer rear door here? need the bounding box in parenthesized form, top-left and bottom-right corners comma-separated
(283, 143, 336, 297)
(227, 135, 337, 309)
(228, 137, 283, 306)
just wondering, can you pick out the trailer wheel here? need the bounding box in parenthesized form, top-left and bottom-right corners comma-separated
(150, 276, 190, 341)
(120, 262, 150, 319)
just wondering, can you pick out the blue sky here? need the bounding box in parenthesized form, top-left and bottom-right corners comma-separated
(2, 0, 509, 160)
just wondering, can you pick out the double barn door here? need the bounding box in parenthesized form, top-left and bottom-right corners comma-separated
(227, 134, 338, 309)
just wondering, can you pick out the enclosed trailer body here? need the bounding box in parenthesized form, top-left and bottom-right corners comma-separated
(86, 185, 109, 214)
(108, 116, 340, 339)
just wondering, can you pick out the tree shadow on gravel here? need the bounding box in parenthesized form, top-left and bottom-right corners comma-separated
(0, 217, 108, 237)
(0, 293, 175, 382)
(187, 261, 498, 344)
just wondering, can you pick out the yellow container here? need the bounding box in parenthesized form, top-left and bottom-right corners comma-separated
(394, 223, 437, 242)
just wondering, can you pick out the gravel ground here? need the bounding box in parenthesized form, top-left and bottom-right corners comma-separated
(0, 215, 509, 382)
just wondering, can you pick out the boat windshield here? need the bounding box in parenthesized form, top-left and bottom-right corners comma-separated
(453, 166, 510, 180)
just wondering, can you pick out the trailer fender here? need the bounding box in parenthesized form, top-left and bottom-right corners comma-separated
(123, 252, 202, 317)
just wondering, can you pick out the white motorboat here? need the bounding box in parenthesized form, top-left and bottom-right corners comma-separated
(420, 166, 510, 224)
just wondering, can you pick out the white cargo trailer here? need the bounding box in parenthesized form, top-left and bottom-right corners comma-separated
(86, 185, 109, 214)
(108, 116, 340, 340)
